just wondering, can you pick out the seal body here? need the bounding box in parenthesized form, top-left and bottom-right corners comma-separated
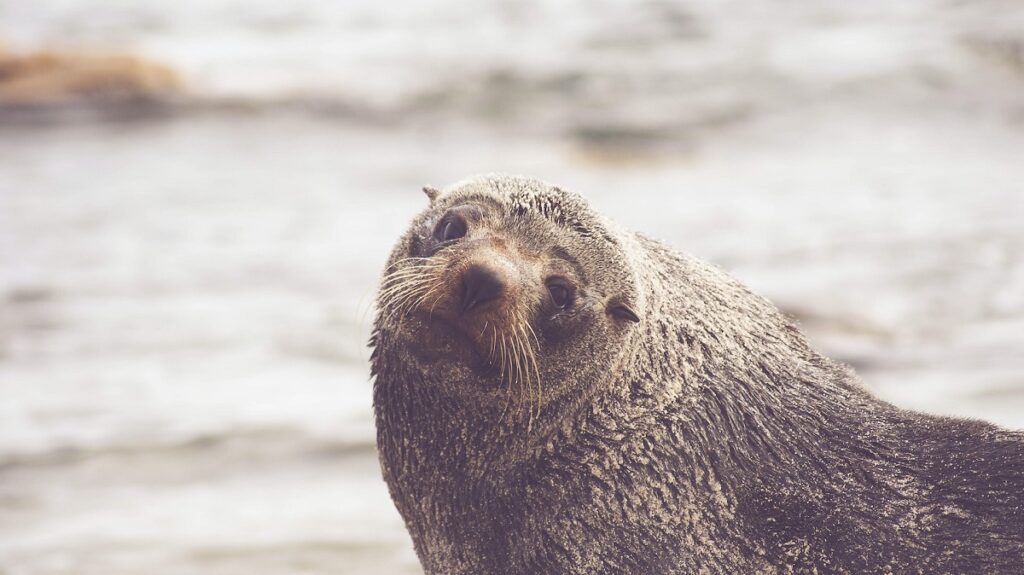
(370, 175, 1024, 574)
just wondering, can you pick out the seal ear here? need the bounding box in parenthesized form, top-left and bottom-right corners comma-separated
(422, 186, 441, 204)
(607, 301, 641, 323)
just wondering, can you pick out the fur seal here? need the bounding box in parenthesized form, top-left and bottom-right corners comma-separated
(370, 174, 1024, 574)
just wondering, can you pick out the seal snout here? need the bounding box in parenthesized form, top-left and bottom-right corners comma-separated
(460, 264, 505, 313)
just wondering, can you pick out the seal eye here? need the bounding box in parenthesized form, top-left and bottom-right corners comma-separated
(546, 277, 575, 309)
(434, 213, 467, 242)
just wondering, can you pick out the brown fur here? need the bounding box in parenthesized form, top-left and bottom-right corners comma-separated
(371, 174, 1024, 574)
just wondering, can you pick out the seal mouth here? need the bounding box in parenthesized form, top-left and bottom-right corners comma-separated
(407, 307, 534, 383)
(377, 254, 544, 423)
(401, 312, 492, 365)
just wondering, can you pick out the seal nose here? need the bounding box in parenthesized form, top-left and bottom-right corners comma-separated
(461, 264, 504, 313)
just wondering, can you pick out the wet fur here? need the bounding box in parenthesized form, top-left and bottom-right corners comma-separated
(371, 175, 1024, 574)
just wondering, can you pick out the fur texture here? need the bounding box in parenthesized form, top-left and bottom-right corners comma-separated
(370, 174, 1024, 574)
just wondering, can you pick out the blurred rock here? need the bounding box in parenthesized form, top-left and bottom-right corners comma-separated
(0, 45, 180, 108)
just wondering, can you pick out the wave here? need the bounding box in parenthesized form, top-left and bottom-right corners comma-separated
(0, 425, 376, 472)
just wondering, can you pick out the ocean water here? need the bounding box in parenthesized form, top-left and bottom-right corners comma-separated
(1, 1, 1023, 573)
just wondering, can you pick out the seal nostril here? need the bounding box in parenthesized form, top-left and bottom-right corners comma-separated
(461, 265, 504, 312)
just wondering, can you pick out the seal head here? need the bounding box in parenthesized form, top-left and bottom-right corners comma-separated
(374, 175, 642, 428)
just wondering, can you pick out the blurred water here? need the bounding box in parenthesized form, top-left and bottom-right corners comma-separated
(1, 1, 1023, 573)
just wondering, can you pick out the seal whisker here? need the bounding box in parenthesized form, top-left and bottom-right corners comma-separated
(499, 335, 515, 424)
(378, 284, 426, 310)
(410, 284, 440, 312)
(426, 290, 447, 319)
(508, 326, 522, 416)
(506, 314, 524, 419)
(379, 269, 429, 286)
(380, 261, 445, 284)
(511, 322, 531, 424)
(380, 282, 426, 317)
(382, 280, 435, 327)
(380, 270, 439, 307)
(495, 326, 514, 423)
(378, 249, 467, 341)
(378, 269, 436, 291)
(488, 323, 498, 363)
(498, 332, 508, 383)
(520, 318, 543, 427)
(510, 331, 527, 422)
(381, 256, 435, 275)
(379, 256, 447, 286)
(515, 318, 540, 431)
(377, 273, 432, 299)
(378, 276, 417, 292)
(396, 284, 441, 331)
